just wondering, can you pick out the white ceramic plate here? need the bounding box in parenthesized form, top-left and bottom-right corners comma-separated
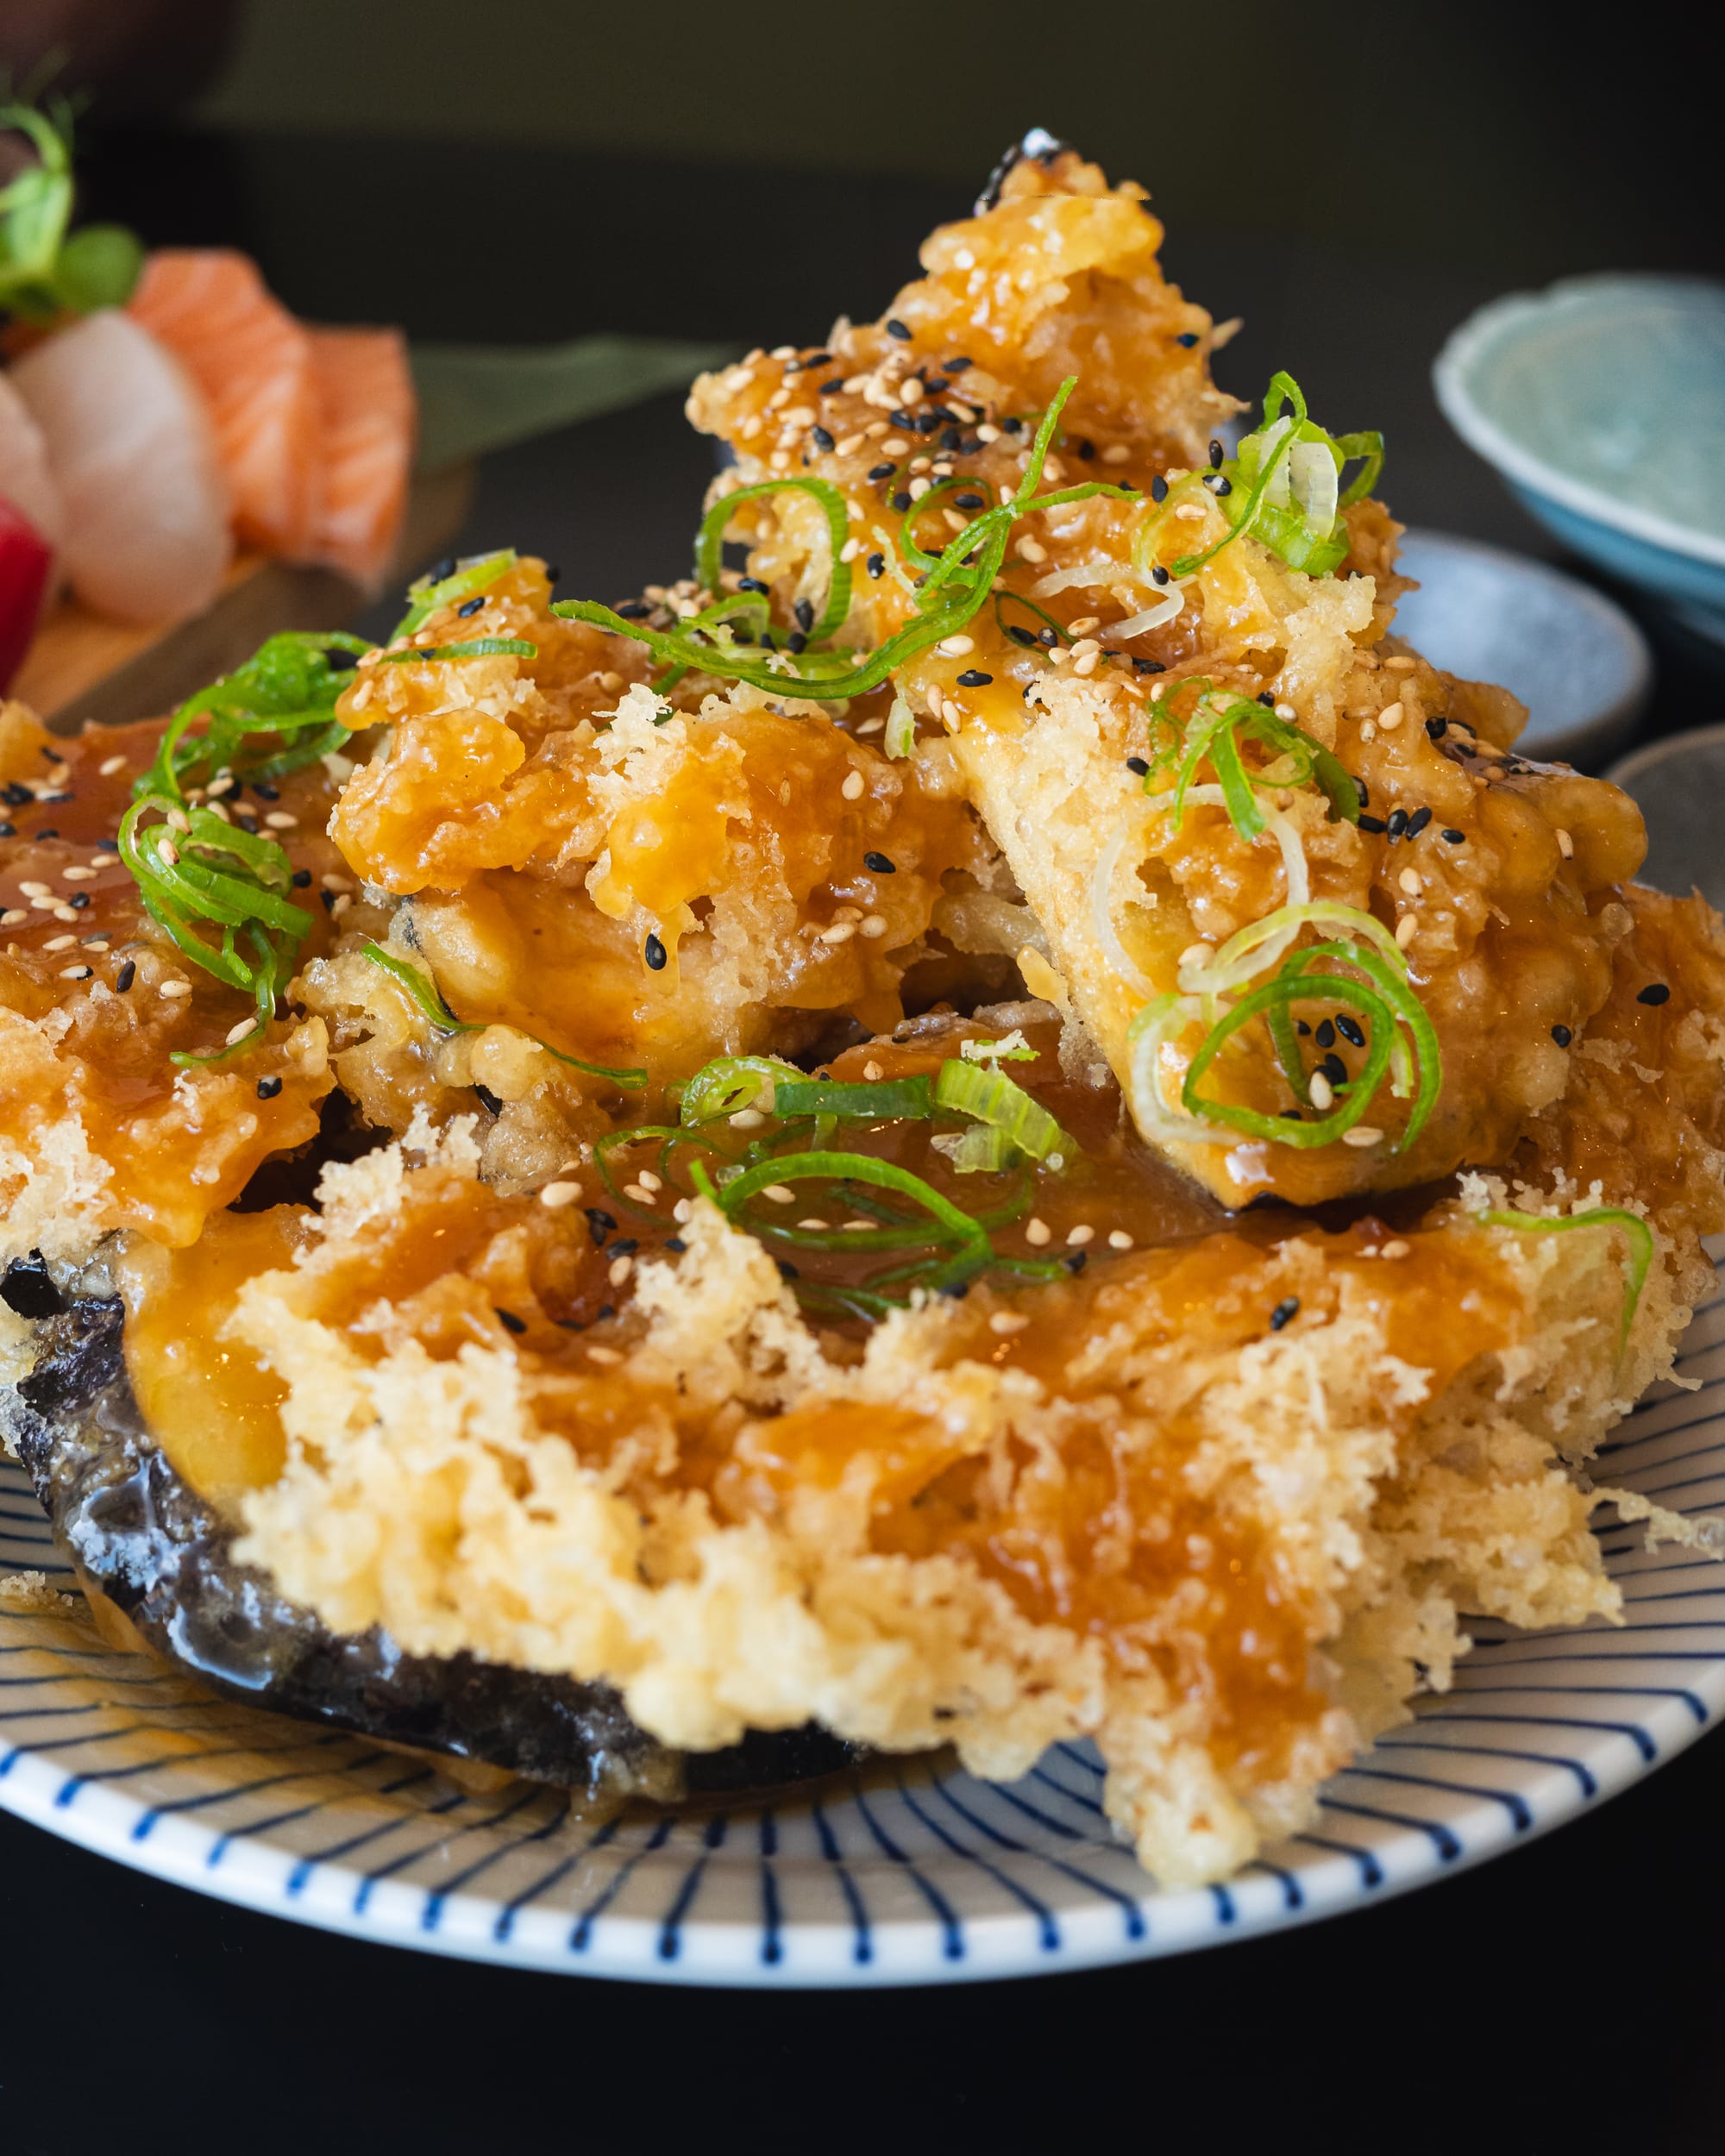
(3, 1257, 1722, 1987)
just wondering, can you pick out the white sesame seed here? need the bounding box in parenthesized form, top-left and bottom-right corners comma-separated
(856, 718, 884, 735)
(762, 1184, 796, 1204)
(1377, 706, 1403, 730)
(98, 754, 128, 777)
(166, 808, 191, 834)
(1017, 536, 1048, 564)
(1379, 1239, 1411, 1259)
(907, 476, 932, 501)
(1342, 1125, 1384, 1147)
(862, 1061, 884, 1081)
(1068, 617, 1100, 636)
(159, 980, 192, 1000)
(838, 536, 862, 562)
(819, 921, 856, 944)
(349, 679, 374, 712)
(730, 1107, 765, 1129)
(975, 423, 1000, 443)
(840, 1219, 875, 1232)
(330, 893, 352, 918)
(608, 1255, 634, 1288)
(835, 434, 865, 457)
(89, 853, 118, 868)
(158, 841, 180, 867)
(320, 872, 354, 893)
(0, 910, 24, 927)
(623, 1183, 656, 1205)
(1556, 827, 1574, 859)
(1107, 1230, 1134, 1250)
(1274, 702, 1296, 721)
(52, 905, 77, 922)
(1041, 455, 1064, 484)
(1101, 445, 1132, 465)
(1072, 652, 1100, 676)
(859, 914, 889, 940)
(1384, 655, 1415, 672)
(989, 1311, 1030, 1336)
(796, 1218, 831, 1232)
(60, 865, 96, 881)
(673, 1197, 693, 1222)
(841, 769, 865, 800)
(539, 1180, 580, 1209)
(586, 1344, 623, 1365)
(637, 1169, 662, 1193)
(58, 964, 93, 981)
(1308, 1070, 1335, 1112)
(28, 894, 57, 911)
(225, 1018, 259, 1046)
(1025, 1217, 1052, 1247)
(18, 881, 51, 898)
(42, 933, 77, 951)
(937, 635, 975, 657)
(1065, 1224, 1095, 1247)
(1399, 868, 1421, 895)
(1396, 913, 1420, 948)
(1173, 503, 1205, 523)
(1069, 638, 1101, 661)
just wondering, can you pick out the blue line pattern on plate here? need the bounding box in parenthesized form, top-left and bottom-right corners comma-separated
(1, 1251, 1722, 1984)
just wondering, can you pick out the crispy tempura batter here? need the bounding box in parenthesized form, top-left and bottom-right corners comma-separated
(4, 145, 1724, 1887)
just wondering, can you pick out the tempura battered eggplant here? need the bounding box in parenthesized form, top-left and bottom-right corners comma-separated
(0, 1265, 851, 1799)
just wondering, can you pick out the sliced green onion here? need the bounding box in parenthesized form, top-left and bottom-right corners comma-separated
(394, 550, 517, 638)
(884, 696, 917, 759)
(360, 943, 646, 1087)
(933, 1057, 1072, 1164)
(945, 1124, 1018, 1174)
(775, 1076, 933, 1120)
(1182, 967, 1398, 1147)
(594, 1125, 690, 1220)
(1477, 1206, 1653, 1352)
(678, 1055, 802, 1125)
(1161, 680, 1358, 842)
(712, 1150, 988, 1254)
(378, 638, 537, 664)
(136, 630, 370, 800)
(899, 479, 998, 573)
(1186, 899, 1404, 998)
(694, 478, 854, 645)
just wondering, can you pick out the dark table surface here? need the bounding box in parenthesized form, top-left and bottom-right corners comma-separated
(3, 126, 1723, 2155)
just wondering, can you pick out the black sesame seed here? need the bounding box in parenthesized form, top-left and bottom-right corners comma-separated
(291, 868, 312, 887)
(1077, 438, 1095, 461)
(1386, 808, 1409, 840)
(1638, 982, 1672, 1006)
(810, 425, 835, 453)
(1007, 625, 1038, 649)
(1063, 1250, 1087, 1274)
(1320, 1051, 1348, 1087)
(1353, 775, 1370, 807)
(1406, 805, 1433, 837)
(1358, 814, 1388, 834)
(943, 356, 974, 373)
(1038, 627, 1058, 648)
(1001, 417, 1024, 436)
(474, 1084, 505, 1116)
(253, 780, 280, 801)
(956, 669, 993, 687)
(321, 889, 337, 912)
(1425, 717, 1447, 740)
(1132, 657, 1165, 675)
(1295, 1019, 1312, 1037)
(1314, 1018, 1336, 1050)
(1442, 828, 1466, 844)
(914, 411, 941, 435)
(953, 492, 985, 511)
(666, 1236, 688, 1254)
(866, 553, 885, 579)
(585, 1207, 616, 1246)
(1552, 1024, 1573, 1047)
(868, 461, 897, 483)
(775, 1258, 800, 1282)
(255, 1074, 283, 1100)
(805, 351, 831, 367)
(495, 1307, 527, 1335)
(886, 318, 913, 342)
(1209, 439, 1225, 468)
(1150, 566, 1170, 586)
(889, 412, 916, 433)
(32, 828, 56, 841)
(611, 1238, 639, 1259)
(595, 1304, 615, 1322)
(3, 783, 32, 807)
(115, 960, 135, 993)
(643, 933, 668, 971)
(0, 823, 12, 838)
(891, 491, 913, 512)
(1336, 1014, 1366, 1049)
(1176, 332, 1201, 348)
(938, 426, 963, 452)
(457, 594, 486, 617)
(544, 564, 561, 585)
(819, 379, 844, 395)
(1257, 691, 1276, 708)
(738, 576, 770, 594)
(1210, 475, 1233, 496)
(864, 851, 896, 874)
(1269, 1296, 1300, 1332)
(1150, 476, 1169, 504)
(1126, 755, 1150, 776)
(939, 1279, 971, 1299)
(787, 631, 808, 654)
(426, 555, 457, 582)
(68, 893, 90, 910)
(615, 600, 651, 619)
(794, 597, 815, 632)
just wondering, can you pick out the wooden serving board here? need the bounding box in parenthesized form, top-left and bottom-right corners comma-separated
(14, 461, 474, 734)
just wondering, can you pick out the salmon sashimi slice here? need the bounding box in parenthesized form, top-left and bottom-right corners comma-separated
(305, 326, 414, 590)
(129, 248, 321, 558)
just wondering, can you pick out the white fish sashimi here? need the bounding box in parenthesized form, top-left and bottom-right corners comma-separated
(10, 310, 231, 624)
(0, 372, 65, 553)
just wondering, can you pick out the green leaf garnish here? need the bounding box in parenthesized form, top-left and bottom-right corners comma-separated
(361, 942, 647, 1089)
(1477, 1206, 1654, 1353)
(1, 98, 144, 323)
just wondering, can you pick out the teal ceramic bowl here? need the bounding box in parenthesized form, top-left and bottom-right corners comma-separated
(1433, 275, 1725, 639)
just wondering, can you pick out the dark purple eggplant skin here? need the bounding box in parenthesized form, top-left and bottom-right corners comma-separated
(0, 1275, 853, 1799)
